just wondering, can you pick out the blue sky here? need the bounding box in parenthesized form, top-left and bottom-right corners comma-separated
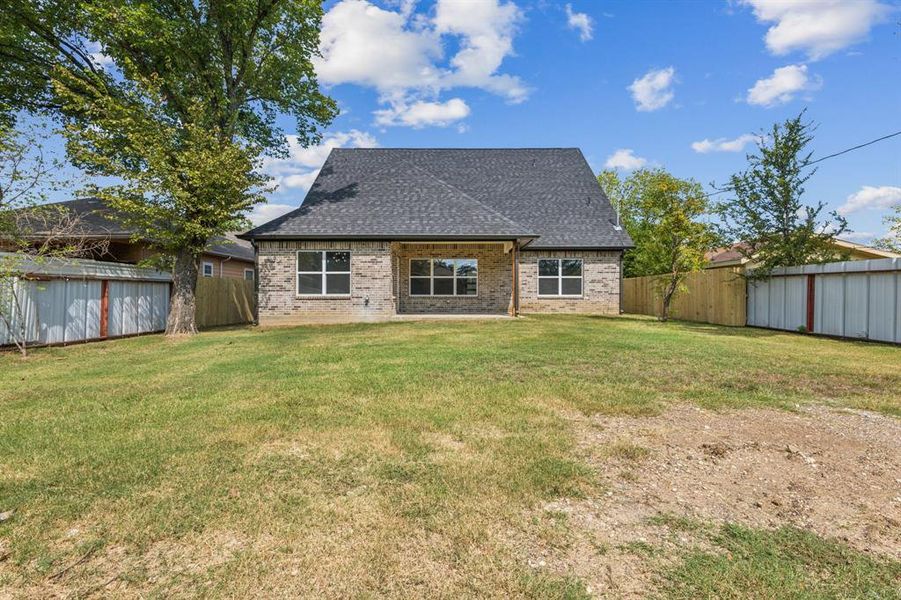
(33, 0, 901, 243)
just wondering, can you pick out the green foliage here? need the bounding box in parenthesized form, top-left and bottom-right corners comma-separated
(717, 112, 848, 278)
(599, 168, 718, 319)
(1, 0, 337, 332)
(874, 204, 900, 254)
(2, 0, 335, 257)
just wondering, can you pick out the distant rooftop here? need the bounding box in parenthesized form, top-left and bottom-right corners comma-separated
(20, 198, 253, 262)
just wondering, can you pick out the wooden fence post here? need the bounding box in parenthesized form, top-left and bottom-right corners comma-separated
(99, 279, 109, 339)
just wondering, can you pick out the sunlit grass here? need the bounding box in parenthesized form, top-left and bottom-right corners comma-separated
(1, 315, 898, 596)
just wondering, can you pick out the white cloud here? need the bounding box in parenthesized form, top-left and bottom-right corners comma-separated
(315, 0, 442, 92)
(604, 149, 647, 171)
(433, 0, 528, 103)
(314, 0, 528, 127)
(628, 67, 676, 112)
(691, 133, 760, 154)
(374, 97, 470, 128)
(741, 0, 893, 60)
(261, 129, 378, 191)
(248, 203, 297, 226)
(837, 186, 901, 216)
(746, 64, 820, 107)
(85, 41, 114, 68)
(565, 4, 594, 42)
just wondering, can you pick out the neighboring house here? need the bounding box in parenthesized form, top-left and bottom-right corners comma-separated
(706, 239, 900, 269)
(11, 198, 256, 281)
(240, 148, 633, 324)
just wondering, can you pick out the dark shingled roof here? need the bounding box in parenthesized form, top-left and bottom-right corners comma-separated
(21, 198, 254, 262)
(242, 148, 633, 249)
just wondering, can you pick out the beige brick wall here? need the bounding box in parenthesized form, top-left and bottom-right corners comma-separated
(256, 240, 395, 324)
(518, 250, 621, 314)
(255, 241, 622, 322)
(395, 243, 512, 314)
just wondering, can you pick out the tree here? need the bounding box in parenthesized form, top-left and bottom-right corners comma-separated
(716, 112, 847, 278)
(599, 169, 655, 278)
(1, 121, 104, 355)
(0, 0, 337, 334)
(600, 168, 717, 321)
(874, 204, 900, 254)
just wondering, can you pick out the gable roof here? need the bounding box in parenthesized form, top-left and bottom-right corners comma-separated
(18, 198, 254, 262)
(242, 148, 633, 249)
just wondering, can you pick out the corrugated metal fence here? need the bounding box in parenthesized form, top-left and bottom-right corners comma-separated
(747, 258, 901, 343)
(1, 253, 171, 347)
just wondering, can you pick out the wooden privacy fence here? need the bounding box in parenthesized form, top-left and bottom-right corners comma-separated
(622, 267, 747, 326)
(195, 276, 255, 328)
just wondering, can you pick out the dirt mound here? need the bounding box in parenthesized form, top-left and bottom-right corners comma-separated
(519, 405, 901, 598)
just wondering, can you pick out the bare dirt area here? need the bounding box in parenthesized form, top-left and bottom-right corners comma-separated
(519, 404, 901, 598)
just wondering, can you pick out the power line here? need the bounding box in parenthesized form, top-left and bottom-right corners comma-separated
(808, 130, 901, 165)
(704, 129, 901, 198)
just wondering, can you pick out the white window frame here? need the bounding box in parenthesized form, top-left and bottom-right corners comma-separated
(243, 268, 255, 282)
(537, 258, 583, 298)
(201, 261, 215, 278)
(296, 250, 352, 296)
(409, 258, 478, 297)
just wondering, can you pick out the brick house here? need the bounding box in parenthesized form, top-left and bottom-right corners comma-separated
(240, 148, 633, 324)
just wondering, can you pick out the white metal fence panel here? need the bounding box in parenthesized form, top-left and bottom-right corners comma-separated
(1, 279, 105, 345)
(815, 275, 844, 337)
(2, 255, 171, 347)
(783, 276, 807, 331)
(747, 275, 807, 331)
(867, 271, 899, 343)
(108, 281, 169, 337)
(748, 258, 900, 343)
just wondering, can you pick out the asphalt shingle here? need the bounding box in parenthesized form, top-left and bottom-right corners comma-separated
(243, 148, 633, 249)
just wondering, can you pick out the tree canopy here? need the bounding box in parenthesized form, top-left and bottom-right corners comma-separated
(600, 168, 718, 320)
(716, 112, 847, 278)
(0, 0, 337, 333)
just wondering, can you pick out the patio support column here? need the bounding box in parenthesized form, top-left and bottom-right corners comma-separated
(509, 241, 519, 317)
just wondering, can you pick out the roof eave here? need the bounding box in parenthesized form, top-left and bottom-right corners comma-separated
(241, 233, 541, 242)
(524, 244, 634, 251)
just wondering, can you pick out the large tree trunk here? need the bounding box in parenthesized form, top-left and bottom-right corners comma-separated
(166, 249, 199, 335)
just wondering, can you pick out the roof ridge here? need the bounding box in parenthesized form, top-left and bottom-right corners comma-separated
(331, 147, 580, 152)
(402, 162, 531, 232)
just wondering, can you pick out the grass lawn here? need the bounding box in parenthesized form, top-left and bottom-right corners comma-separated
(1, 315, 899, 597)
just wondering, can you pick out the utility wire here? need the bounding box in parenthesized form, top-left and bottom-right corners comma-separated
(705, 129, 901, 199)
(808, 130, 901, 165)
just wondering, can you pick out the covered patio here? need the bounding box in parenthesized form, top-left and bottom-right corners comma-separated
(389, 241, 522, 317)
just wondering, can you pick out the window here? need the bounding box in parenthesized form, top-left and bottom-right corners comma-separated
(297, 250, 351, 295)
(202, 261, 215, 278)
(410, 258, 477, 296)
(538, 258, 582, 297)
(244, 269, 254, 282)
